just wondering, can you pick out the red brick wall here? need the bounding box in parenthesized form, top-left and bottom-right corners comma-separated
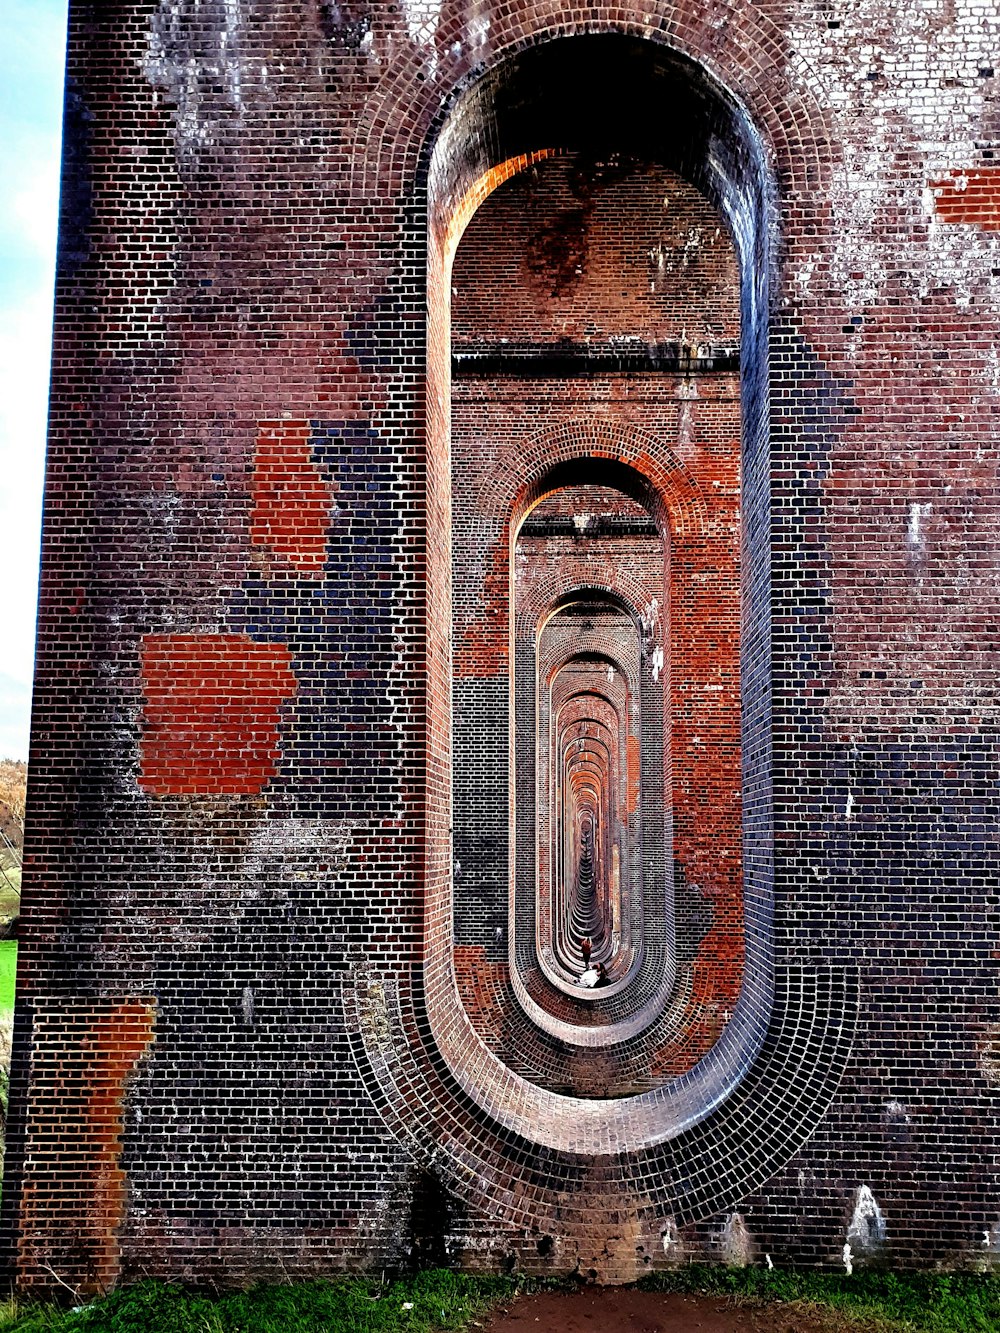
(8, 0, 1000, 1294)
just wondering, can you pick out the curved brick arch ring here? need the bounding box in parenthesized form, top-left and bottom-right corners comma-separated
(518, 548, 673, 648)
(349, 4, 836, 217)
(536, 594, 643, 687)
(345, 959, 858, 1236)
(455, 424, 698, 672)
(484, 418, 709, 548)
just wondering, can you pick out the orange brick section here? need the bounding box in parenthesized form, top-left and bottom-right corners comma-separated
(453, 946, 508, 1048)
(250, 420, 332, 576)
(17, 998, 155, 1298)
(929, 168, 1000, 230)
(140, 634, 297, 796)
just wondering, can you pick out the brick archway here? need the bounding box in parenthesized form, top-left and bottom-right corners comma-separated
(347, 27, 856, 1255)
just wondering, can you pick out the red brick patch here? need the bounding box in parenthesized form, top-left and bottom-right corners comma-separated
(250, 420, 332, 576)
(18, 998, 156, 1297)
(140, 634, 297, 796)
(929, 168, 1000, 230)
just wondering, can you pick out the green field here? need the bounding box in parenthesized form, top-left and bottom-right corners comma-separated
(0, 940, 16, 1012)
(0, 1267, 999, 1333)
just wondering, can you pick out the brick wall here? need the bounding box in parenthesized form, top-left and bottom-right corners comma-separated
(6, 0, 1000, 1294)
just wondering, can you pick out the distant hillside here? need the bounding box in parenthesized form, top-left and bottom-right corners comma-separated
(0, 758, 25, 858)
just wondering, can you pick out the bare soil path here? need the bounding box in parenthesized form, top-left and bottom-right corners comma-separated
(480, 1287, 872, 1333)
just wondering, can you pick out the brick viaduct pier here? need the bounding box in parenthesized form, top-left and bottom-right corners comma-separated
(4, 0, 1000, 1296)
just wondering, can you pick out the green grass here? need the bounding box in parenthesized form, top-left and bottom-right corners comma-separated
(0, 1266, 998, 1333)
(0, 941, 16, 1013)
(0, 1271, 519, 1333)
(640, 1265, 1000, 1332)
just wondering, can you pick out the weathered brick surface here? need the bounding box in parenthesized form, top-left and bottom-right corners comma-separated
(13, 1000, 155, 1298)
(6, 0, 1000, 1295)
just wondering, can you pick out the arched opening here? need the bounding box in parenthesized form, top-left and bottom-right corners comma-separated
(424, 30, 773, 1135)
(507, 475, 679, 1056)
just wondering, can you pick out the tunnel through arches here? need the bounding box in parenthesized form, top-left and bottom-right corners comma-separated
(338, 23, 859, 1253)
(422, 29, 774, 1139)
(506, 470, 681, 1054)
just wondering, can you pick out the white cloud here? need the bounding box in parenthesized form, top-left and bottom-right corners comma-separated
(0, 282, 49, 688)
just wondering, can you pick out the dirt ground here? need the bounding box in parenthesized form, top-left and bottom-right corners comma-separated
(480, 1287, 864, 1333)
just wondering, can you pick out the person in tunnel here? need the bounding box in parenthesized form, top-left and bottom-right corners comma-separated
(578, 960, 608, 988)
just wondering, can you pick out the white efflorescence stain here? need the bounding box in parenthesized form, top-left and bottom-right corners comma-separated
(845, 1184, 887, 1268)
(908, 501, 932, 555)
(399, 0, 441, 47)
(466, 1, 491, 51)
(144, 0, 270, 165)
(240, 818, 358, 882)
(721, 1212, 754, 1266)
(785, 0, 1000, 316)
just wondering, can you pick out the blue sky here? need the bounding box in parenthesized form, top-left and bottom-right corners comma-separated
(0, 1, 68, 759)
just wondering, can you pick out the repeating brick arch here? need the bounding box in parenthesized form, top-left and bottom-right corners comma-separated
(532, 586, 648, 667)
(454, 434, 704, 676)
(520, 592, 664, 1030)
(478, 420, 709, 545)
(505, 451, 691, 1046)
